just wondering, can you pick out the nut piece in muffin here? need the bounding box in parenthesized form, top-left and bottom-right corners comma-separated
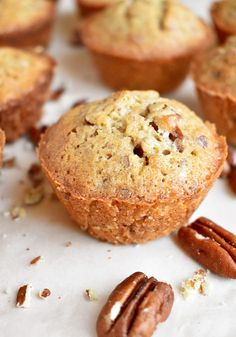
(211, 0, 236, 43)
(38, 90, 227, 244)
(80, 0, 215, 93)
(0, 129, 5, 166)
(0, 47, 55, 141)
(77, 0, 112, 16)
(0, 0, 56, 48)
(192, 36, 236, 146)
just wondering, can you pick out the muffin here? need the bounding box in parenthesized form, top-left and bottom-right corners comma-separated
(80, 0, 215, 93)
(38, 90, 227, 244)
(0, 0, 56, 48)
(77, 0, 112, 16)
(0, 47, 55, 141)
(0, 129, 5, 166)
(192, 36, 236, 145)
(211, 0, 236, 43)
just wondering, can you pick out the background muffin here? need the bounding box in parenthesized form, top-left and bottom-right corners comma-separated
(77, 0, 112, 16)
(38, 90, 226, 244)
(211, 0, 236, 43)
(192, 36, 236, 145)
(0, 47, 55, 141)
(0, 0, 56, 48)
(0, 129, 5, 166)
(80, 0, 215, 93)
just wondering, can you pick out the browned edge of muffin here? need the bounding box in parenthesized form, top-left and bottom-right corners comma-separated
(0, 1, 57, 48)
(0, 53, 56, 141)
(210, 1, 236, 43)
(77, 0, 108, 16)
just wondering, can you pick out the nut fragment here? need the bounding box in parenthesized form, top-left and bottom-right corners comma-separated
(10, 206, 26, 220)
(16, 284, 33, 308)
(178, 217, 236, 278)
(30, 256, 43, 265)
(39, 288, 51, 299)
(96, 272, 174, 337)
(24, 186, 44, 206)
(85, 289, 98, 301)
(180, 269, 209, 299)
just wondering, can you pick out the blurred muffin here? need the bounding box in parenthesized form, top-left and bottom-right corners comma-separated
(77, 0, 112, 16)
(0, 0, 56, 48)
(80, 0, 215, 93)
(211, 0, 236, 43)
(192, 36, 236, 145)
(38, 90, 226, 244)
(0, 129, 5, 166)
(0, 47, 55, 141)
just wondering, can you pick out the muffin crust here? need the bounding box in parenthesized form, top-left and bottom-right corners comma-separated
(0, 129, 5, 166)
(0, 0, 56, 48)
(192, 37, 236, 145)
(0, 47, 55, 141)
(77, 0, 113, 16)
(39, 90, 226, 244)
(211, 0, 236, 43)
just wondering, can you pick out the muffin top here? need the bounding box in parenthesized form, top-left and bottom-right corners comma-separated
(80, 0, 214, 60)
(211, 0, 236, 30)
(0, 0, 55, 33)
(39, 91, 226, 203)
(0, 47, 54, 104)
(192, 37, 236, 97)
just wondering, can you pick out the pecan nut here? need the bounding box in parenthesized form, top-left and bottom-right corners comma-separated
(96, 272, 174, 337)
(178, 217, 236, 278)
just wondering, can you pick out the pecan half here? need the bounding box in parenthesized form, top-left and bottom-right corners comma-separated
(96, 272, 174, 337)
(178, 217, 236, 278)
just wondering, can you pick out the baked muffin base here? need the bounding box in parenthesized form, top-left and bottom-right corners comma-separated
(90, 52, 195, 93)
(0, 129, 5, 166)
(0, 56, 54, 142)
(39, 143, 226, 245)
(196, 86, 236, 145)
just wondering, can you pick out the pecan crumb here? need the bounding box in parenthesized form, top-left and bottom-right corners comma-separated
(180, 269, 208, 299)
(10, 206, 26, 220)
(65, 241, 72, 247)
(39, 288, 51, 299)
(3, 157, 16, 168)
(28, 126, 48, 146)
(85, 289, 98, 301)
(49, 86, 65, 101)
(30, 256, 43, 265)
(24, 186, 44, 206)
(16, 284, 33, 308)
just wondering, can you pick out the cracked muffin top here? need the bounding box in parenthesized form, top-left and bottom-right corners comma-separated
(39, 91, 226, 203)
(211, 0, 236, 30)
(192, 37, 236, 97)
(80, 0, 214, 60)
(0, 47, 54, 104)
(0, 0, 55, 33)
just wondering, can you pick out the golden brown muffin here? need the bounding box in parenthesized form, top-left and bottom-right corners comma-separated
(0, 129, 5, 166)
(0, 0, 56, 48)
(77, 0, 112, 16)
(192, 36, 236, 146)
(0, 47, 55, 141)
(80, 0, 215, 93)
(38, 90, 227, 244)
(211, 0, 236, 43)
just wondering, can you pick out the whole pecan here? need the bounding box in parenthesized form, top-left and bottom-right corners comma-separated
(96, 272, 174, 337)
(178, 217, 236, 278)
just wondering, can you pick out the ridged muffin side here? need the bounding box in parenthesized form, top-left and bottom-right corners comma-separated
(0, 129, 5, 166)
(38, 91, 227, 244)
(211, 0, 236, 43)
(80, 0, 215, 92)
(192, 36, 236, 145)
(0, 0, 56, 48)
(0, 47, 55, 141)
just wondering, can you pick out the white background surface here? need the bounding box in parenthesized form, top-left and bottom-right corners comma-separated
(1, 1, 236, 336)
